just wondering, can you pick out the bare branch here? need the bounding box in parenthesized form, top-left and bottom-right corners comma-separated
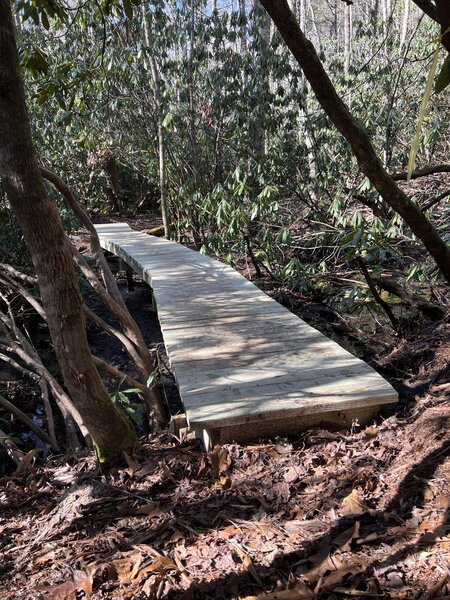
(0, 392, 57, 449)
(391, 164, 450, 181)
(411, 0, 438, 22)
(422, 188, 450, 212)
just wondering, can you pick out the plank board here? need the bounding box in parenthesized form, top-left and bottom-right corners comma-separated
(95, 223, 398, 448)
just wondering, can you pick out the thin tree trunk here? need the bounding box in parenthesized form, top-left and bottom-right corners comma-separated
(104, 156, 122, 213)
(400, 0, 410, 46)
(343, 3, 352, 73)
(186, 0, 203, 249)
(436, 0, 450, 52)
(0, 0, 136, 459)
(259, 0, 450, 284)
(142, 4, 170, 238)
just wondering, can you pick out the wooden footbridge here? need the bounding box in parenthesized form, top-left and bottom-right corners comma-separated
(95, 223, 398, 449)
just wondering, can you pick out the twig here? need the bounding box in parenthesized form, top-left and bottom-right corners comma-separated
(0, 427, 25, 465)
(421, 188, 450, 212)
(0, 393, 57, 450)
(419, 570, 449, 600)
(356, 256, 398, 331)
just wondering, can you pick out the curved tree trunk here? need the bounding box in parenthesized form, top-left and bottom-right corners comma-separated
(259, 0, 450, 285)
(0, 0, 136, 459)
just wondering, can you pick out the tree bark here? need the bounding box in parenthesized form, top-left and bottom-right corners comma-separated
(259, 0, 450, 284)
(436, 0, 450, 52)
(0, 0, 136, 458)
(104, 155, 122, 213)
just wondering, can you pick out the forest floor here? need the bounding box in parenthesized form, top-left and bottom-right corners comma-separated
(0, 214, 449, 599)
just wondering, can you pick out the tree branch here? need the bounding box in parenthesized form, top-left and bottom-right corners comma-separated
(421, 188, 450, 212)
(411, 0, 438, 22)
(259, 0, 450, 283)
(0, 392, 57, 449)
(391, 164, 450, 181)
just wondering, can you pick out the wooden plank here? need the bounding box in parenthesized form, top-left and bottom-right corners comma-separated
(182, 366, 388, 405)
(176, 361, 375, 397)
(156, 302, 287, 324)
(168, 345, 353, 374)
(160, 314, 323, 341)
(185, 385, 396, 428)
(159, 312, 296, 331)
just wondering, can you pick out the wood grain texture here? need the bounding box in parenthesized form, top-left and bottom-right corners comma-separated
(95, 223, 398, 447)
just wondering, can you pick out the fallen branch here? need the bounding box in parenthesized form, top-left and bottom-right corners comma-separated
(93, 355, 147, 393)
(0, 263, 37, 286)
(84, 306, 147, 376)
(371, 276, 445, 319)
(391, 164, 450, 181)
(0, 314, 88, 445)
(421, 187, 450, 212)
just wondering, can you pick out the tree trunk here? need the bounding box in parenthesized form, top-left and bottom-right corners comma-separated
(259, 0, 450, 284)
(142, 4, 170, 239)
(400, 0, 410, 47)
(104, 155, 122, 213)
(436, 0, 450, 52)
(0, 0, 137, 459)
(343, 3, 352, 74)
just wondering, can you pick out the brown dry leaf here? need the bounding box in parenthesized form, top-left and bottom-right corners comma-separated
(208, 445, 231, 477)
(39, 502, 57, 517)
(72, 569, 94, 595)
(304, 539, 344, 583)
(363, 426, 378, 439)
(340, 489, 371, 517)
(113, 549, 144, 583)
(321, 562, 365, 588)
(14, 449, 41, 475)
(217, 525, 242, 539)
(135, 502, 162, 517)
(36, 580, 77, 600)
(243, 579, 315, 599)
(219, 474, 232, 489)
(230, 542, 262, 585)
(135, 556, 177, 580)
(418, 495, 450, 533)
(196, 455, 209, 479)
(283, 465, 303, 483)
(333, 521, 360, 551)
(36, 568, 95, 600)
(35, 550, 58, 565)
(122, 451, 140, 474)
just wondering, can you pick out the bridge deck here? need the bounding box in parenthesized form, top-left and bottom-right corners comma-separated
(95, 223, 398, 449)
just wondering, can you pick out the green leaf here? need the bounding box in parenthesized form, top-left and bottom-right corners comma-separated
(57, 110, 72, 126)
(146, 368, 158, 388)
(162, 113, 174, 130)
(123, 0, 133, 19)
(41, 11, 50, 30)
(435, 55, 450, 93)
